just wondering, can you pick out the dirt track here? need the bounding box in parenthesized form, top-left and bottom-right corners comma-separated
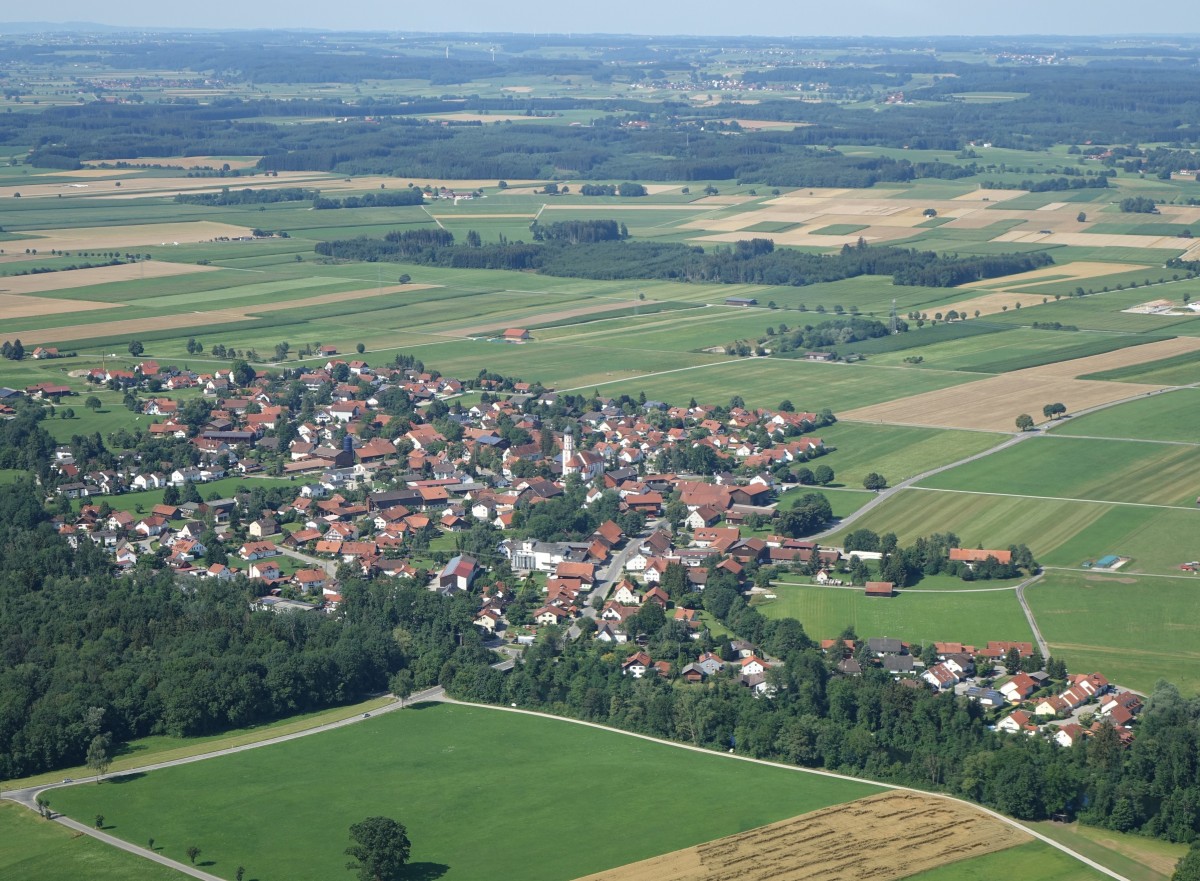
(572, 791, 1030, 881)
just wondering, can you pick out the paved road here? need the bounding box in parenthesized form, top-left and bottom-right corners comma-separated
(1014, 572, 1050, 659)
(582, 524, 652, 619)
(276, 545, 338, 576)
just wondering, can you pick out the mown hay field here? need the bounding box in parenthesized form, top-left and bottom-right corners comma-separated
(573, 791, 1031, 881)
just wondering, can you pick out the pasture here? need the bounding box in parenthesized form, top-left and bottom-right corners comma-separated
(0, 803, 181, 881)
(1025, 571, 1200, 694)
(50, 703, 880, 881)
(918, 435, 1200, 507)
(755, 581, 1034, 646)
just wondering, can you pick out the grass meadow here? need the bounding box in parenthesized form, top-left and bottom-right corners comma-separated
(50, 702, 879, 881)
(918, 435, 1200, 507)
(1026, 571, 1200, 694)
(755, 580, 1033, 646)
(0, 803, 181, 881)
(897, 840, 1106, 881)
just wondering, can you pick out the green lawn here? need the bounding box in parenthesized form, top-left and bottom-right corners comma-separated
(50, 703, 880, 881)
(776, 486, 877, 520)
(755, 581, 1033, 646)
(898, 840, 1106, 881)
(0, 803, 182, 881)
(918, 435, 1200, 507)
(1026, 571, 1200, 694)
(1050, 388, 1200, 443)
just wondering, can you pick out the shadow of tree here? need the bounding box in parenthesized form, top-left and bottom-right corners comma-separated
(106, 772, 147, 784)
(403, 862, 450, 881)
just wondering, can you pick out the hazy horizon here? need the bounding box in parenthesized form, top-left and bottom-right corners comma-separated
(2, 2, 1199, 38)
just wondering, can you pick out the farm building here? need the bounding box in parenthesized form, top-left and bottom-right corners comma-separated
(804, 351, 836, 362)
(501, 328, 531, 342)
(865, 581, 895, 598)
(725, 296, 758, 307)
(949, 548, 1013, 565)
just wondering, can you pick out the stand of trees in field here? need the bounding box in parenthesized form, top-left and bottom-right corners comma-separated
(315, 230, 1054, 288)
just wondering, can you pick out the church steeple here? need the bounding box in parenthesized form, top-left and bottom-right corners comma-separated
(562, 425, 575, 477)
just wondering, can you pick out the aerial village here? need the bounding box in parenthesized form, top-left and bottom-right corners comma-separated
(10, 338, 1142, 750)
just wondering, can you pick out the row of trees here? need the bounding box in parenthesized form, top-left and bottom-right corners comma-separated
(317, 230, 1054, 290)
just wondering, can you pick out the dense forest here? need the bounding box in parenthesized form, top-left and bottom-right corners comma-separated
(0, 470, 490, 780)
(315, 230, 1053, 287)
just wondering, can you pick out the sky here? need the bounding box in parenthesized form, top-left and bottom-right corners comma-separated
(5, 1, 1200, 37)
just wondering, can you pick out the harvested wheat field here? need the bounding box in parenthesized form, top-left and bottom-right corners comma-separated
(12, 283, 439, 347)
(1020, 334, 1200, 377)
(573, 791, 1030, 881)
(842, 374, 1161, 430)
(966, 261, 1149, 293)
(3, 222, 256, 252)
(842, 338, 1200, 430)
(0, 293, 117, 321)
(0, 260, 217, 295)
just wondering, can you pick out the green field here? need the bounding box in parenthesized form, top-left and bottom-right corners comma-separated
(898, 840, 1106, 881)
(918, 435, 1200, 507)
(817, 422, 1005, 485)
(50, 703, 880, 881)
(755, 581, 1034, 645)
(1050, 388, 1200, 443)
(582, 358, 977, 411)
(1026, 571, 1200, 694)
(828, 489, 1200, 577)
(1026, 821, 1186, 881)
(0, 803, 182, 881)
(1081, 350, 1200, 385)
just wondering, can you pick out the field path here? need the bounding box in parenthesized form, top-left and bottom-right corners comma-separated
(1016, 572, 1051, 659)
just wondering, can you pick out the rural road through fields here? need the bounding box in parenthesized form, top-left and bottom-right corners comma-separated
(1015, 572, 1051, 659)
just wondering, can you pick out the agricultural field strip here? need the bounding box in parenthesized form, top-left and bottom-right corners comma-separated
(21, 698, 1133, 881)
(910, 486, 1200, 512)
(1042, 567, 1200, 582)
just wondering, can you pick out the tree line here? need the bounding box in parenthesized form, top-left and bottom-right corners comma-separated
(316, 230, 1054, 289)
